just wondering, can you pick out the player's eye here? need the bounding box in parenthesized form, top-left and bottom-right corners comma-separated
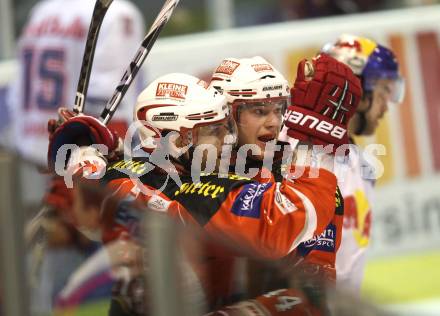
(252, 108, 265, 116)
(273, 107, 282, 115)
(383, 85, 392, 94)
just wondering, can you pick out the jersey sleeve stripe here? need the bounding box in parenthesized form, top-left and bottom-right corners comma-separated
(287, 186, 318, 252)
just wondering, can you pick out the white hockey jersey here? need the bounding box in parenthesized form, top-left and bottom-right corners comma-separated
(8, 0, 145, 164)
(334, 147, 375, 294)
(279, 127, 375, 294)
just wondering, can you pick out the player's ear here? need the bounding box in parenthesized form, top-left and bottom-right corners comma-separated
(174, 134, 184, 148)
(167, 132, 192, 161)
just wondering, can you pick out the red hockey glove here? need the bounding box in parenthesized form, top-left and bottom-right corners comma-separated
(47, 108, 120, 170)
(283, 54, 362, 150)
(206, 288, 322, 316)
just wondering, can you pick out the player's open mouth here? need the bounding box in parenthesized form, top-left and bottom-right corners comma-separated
(257, 135, 276, 143)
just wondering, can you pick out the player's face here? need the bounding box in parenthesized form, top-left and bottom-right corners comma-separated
(236, 100, 285, 160)
(351, 79, 396, 135)
(191, 116, 237, 168)
(363, 78, 396, 135)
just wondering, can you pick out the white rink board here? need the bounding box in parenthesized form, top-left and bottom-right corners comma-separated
(146, 5, 440, 79)
(369, 176, 440, 257)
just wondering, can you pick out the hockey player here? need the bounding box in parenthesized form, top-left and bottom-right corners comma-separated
(8, 0, 145, 164)
(321, 34, 405, 293)
(209, 56, 290, 162)
(208, 56, 293, 298)
(46, 70, 344, 315)
(208, 54, 361, 307)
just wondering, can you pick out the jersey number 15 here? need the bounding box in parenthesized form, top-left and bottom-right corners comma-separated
(22, 47, 66, 110)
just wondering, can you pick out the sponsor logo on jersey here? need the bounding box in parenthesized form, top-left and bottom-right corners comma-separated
(232, 182, 272, 218)
(174, 182, 225, 199)
(200, 172, 251, 181)
(107, 159, 150, 175)
(152, 113, 178, 121)
(274, 183, 297, 215)
(262, 85, 283, 92)
(284, 110, 347, 139)
(252, 63, 273, 72)
(147, 195, 170, 212)
(298, 223, 336, 255)
(156, 83, 188, 100)
(215, 60, 240, 75)
(344, 190, 371, 247)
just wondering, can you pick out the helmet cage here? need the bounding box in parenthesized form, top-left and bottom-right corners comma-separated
(137, 103, 236, 150)
(188, 114, 237, 146)
(362, 74, 405, 104)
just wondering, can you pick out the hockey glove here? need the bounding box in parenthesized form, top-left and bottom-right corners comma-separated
(206, 288, 322, 316)
(283, 54, 362, 151)
(47, 108, 120, 170)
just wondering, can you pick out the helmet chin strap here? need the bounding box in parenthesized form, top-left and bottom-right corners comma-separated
(354, 91, 373, 135)
(233, 103, 244, 123)
(168, 130, 194, 171)
(186, 146, 196, 171)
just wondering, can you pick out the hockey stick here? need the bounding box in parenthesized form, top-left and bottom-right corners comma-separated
(99, 0, 180, 125)
(73, 0, 114, 114)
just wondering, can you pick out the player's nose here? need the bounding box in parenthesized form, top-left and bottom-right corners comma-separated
(265, 112, 282, 129)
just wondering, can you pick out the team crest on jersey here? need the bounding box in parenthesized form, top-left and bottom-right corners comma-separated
(156, 83, 188, 100)
(147, 195, 171, 212)
(215, 60, 240, 75)
(274, 184, 297, 215)
(252, 63, 273, 72)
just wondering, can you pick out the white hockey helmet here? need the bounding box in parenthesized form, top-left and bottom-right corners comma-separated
(134, 73, 236, 151)
(209, 56, 290, 121)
